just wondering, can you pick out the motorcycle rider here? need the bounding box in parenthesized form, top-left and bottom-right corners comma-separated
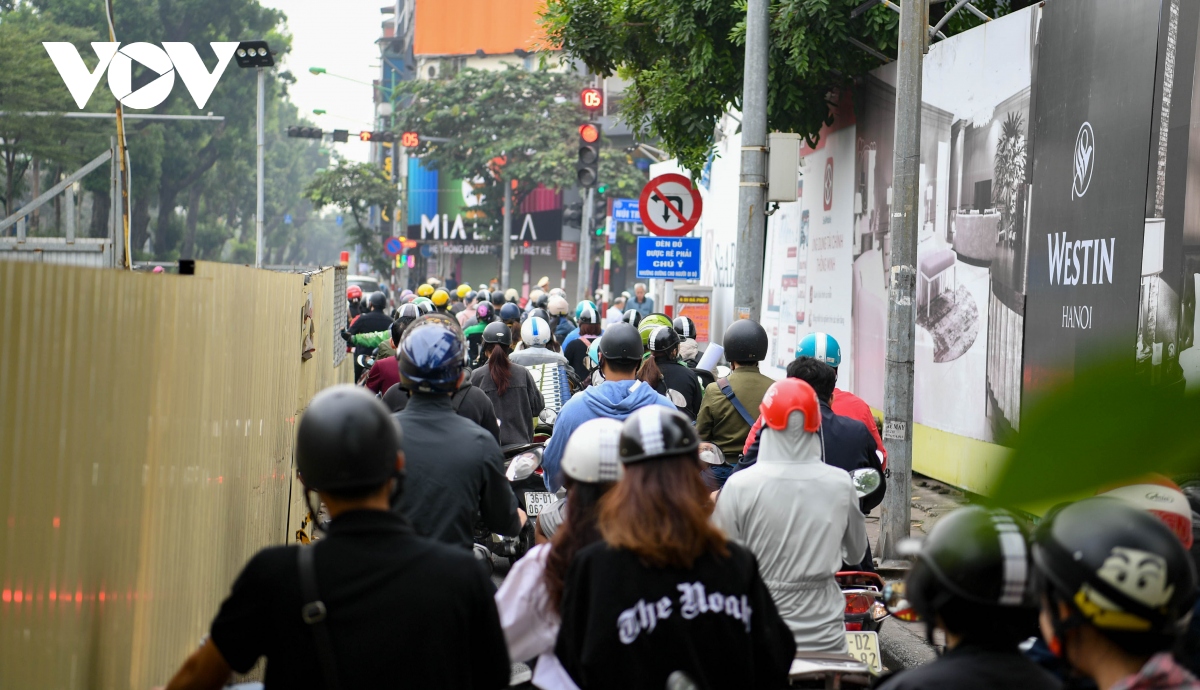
(621, 309, 642, 328)
(563, 304, 602, 381)
(541, 322, 673, 492)
(555, 407, 796, 690)
(430, 288, 452, 314)
(561, 300, 600, 351)
(1034, 498, 1199, 690)
(470, 321, 545, 446)
(464, 301, 497, 366)
(713, 378, 868, 654)
(494, 418, 624, 690)
(696, 319, 774, 488)
(342, 291, 392, 381)
(875, 506, 1057, 690)
(162, 385, 510, 690)
(548, 295, 574, 344)
(391, 318, 521, 548)
(638, 326, 703, 419)
(510, 316, 571, 369)
(500, 302, 523, 344)
(346, 285, 364, 321)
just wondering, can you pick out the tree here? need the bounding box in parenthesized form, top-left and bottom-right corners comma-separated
(390, 65, 646, 232)
(541, 0, 1030, 173)
(304, 161, 399, 274)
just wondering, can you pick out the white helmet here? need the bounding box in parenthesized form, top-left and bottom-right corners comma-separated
(547, 295, 570, 317)
(521, 316, 552, 347)
(549, 287, 567, 298)
(528, 288, 545, 304)
(562, 418, 624, 483)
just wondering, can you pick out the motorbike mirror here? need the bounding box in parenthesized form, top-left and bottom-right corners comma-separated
(666, 671, 699, 690)
(539, 408, 558, 425)
(882, 582, 921, 622)
(506, 451, 541, 481)
(850, 468, 883, 499)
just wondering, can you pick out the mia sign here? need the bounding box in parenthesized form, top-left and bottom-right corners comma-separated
(43, 42, 239, 110)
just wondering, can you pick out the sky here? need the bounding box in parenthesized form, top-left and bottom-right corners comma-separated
(261, 0, 386, 162)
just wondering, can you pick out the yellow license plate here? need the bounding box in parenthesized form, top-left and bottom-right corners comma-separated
(845, 631, 882, 675)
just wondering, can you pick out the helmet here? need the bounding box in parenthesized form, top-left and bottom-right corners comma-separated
(797, 332, 842, 367)
(1033, 498, 1198, 638)
(547, 296, 570, 317)
(646, 325, 680, 354)
(477, 289, 491, 304)
(490, 290, 506, 307)
(906, 506, 1039, 624)
(723, 319, 768, 363)
(534, 293, 550, 310)
(587, 337, 603, 368)
(400, 289, 413, 300)
(504, 288, 519, 303)
(500, 303, 522, 323)
(456, 284, 472, 299)
(562, 418, 624, 483)
(759, 378, 821, 433)
(465, 290, 478, 302)
(575, 300, 598, 319)
(618, 406, 700, 464)
(368, 291, 387, 311)
(577, 303, 600, 324)
(599, 322, 643, 363)
(394, 303, 422, 330)
(475, 302, 494, 322)
(622, 310, 643, 327)
(638, 313, 674, 346)
(296, 385, 400, 492)
(413, 297, 434, 314)
(431, 288, 451, 307)
(482, 321, 512, 347)
(347, 285, 363, 302)
(549, 288, 567, 298)
(400, 294, 415, 305)
(673, 316, 697, 340)
(529, 288, 545, 304)
(417, 283, 434, 298)
(521, 316, 552, 347)
(397, 318, 466, 394)
(528, 308, 551, 323)
(152, 265, 164, 274)
(1097, 475, 1194, 549)
(537, 276, 551, 290)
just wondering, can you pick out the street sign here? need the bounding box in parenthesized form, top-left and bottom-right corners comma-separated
(284, 214, 292, 225)
(383, 236, 402, 256)
(556, 240, 578, 262)
(636, 236, 701, 280)
(638, 173, 703, 237)
(336, 215, 344, 227)
(612, 198, 639, 223)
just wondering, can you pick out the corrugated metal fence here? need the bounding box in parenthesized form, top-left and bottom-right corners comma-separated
(0, 260, 352, 688)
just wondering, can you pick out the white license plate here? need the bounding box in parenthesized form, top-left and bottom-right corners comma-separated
(845, 631, 882, 675)
(524, 492, 557, 516)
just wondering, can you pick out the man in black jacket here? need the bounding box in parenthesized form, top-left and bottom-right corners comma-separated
(343, 291, 393, 380)
(392, 318, 523, 549)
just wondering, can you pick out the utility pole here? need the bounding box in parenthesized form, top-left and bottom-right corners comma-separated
(501, 180, 513, 289)
(576, 187, 594, 304)
(731, 0, 770, 320)
(255, 67, 265, 268)
(878, 0, 926, 565)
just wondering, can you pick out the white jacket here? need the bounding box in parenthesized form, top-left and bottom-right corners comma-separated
(493, 544, 580, 690)
(712, 419, 867, 653)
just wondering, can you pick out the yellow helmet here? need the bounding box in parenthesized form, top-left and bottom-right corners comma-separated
(417, 283, 434, 297)
(431, 288, 451, 306)
(456, 284, 471, 299)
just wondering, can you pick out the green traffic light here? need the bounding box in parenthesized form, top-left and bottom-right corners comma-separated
(597, 185, 608, 194)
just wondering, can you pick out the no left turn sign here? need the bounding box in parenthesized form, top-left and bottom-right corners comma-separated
(639, 173, 703, 237)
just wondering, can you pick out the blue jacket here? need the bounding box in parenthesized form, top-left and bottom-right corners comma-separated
(541, 379, 674, 490)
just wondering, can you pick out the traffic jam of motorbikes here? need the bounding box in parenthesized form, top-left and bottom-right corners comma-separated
(150, 280, 1200, 690)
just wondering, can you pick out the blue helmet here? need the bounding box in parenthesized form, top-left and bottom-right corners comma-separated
(500, 302, 522, 323)
(575, 300, 598, 319)
(398, 318, 466, 394)
(797, 332, 841, 367)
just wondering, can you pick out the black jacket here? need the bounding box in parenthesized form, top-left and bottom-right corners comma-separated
(564, 334, 599, 381)
(653, 357, 704, 419)
(470, 362, 545, 445)
(877, 642, 1062, 690)
(347, 310, 393, 358)
(382, 381, 501, 444)
(393, 394, 520, 548)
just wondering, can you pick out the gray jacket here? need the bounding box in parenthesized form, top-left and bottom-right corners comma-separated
(470, 361, 545, 446)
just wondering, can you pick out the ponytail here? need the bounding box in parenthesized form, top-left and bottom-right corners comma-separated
(486, 343, 512, 396)
(637, 354, 664, 390)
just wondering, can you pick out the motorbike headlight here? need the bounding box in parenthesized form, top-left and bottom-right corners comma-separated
(506, 452, 541, 481)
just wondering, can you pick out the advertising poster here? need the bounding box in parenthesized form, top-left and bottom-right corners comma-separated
(1022, 0, 1166, 406)
(761, 201, 809, 373)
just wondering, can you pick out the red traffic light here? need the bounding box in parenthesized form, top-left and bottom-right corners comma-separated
(581, 87, 603, 111)
(579, 123, 600, 144)
(401, 131, 419, 147)
(360, 131, 373, 141)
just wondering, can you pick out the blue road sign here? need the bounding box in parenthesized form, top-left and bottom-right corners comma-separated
(284, 214, 293, 225)
(636, 236, 701, 280)
(612, 197, 639, 223)
(384, 236, 402, 256)
(336, 215, 344, 227)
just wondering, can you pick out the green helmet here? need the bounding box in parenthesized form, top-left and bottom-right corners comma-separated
(637, 313, 674, 346)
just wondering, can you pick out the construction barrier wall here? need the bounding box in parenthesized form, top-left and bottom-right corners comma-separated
(0, 260, 352, 689)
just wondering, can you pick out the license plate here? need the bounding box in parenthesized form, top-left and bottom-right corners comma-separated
(524, 492, 557, 516)
(845, 631, 882, 674)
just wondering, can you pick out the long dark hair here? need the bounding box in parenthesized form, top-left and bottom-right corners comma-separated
(543, 479, 614, 616)
(637, 347, 677, 390)
(599, 454, 727, 569)
(484, 342, 512, 395)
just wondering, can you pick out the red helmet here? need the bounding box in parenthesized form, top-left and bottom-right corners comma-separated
(759, 378, 820, 433)
(347, 285, 363, 301)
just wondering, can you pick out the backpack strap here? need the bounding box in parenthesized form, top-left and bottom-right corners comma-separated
(298, 544, 343, 690)
(717, 377, 755, 425)
(451, 385, 470, 412)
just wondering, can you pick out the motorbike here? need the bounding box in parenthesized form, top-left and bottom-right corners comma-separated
(474, 421, 558, 567)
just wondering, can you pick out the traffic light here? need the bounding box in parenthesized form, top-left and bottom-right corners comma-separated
(331, 129, 349, 143)
(400, 131, 419, 147)
(287, 126, 322, 139)
(576, 123, 601, 189)
(580, 87, 603, 112)
(359, 131, 396, 142)
(563, 202, 583, 227)
(591, 192, 607, 235)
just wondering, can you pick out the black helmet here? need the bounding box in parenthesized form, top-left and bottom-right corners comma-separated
(673, 316, 697, 340)
(475, 302, 495, 322)
(647, 325, 680, 354)
(529, 307, 550, 323)
(599, 322, 643, 363)
(296, 385, 401, 492)
(577, 303, 600, 324)
(482, 321, 512, 347)
(723, 319, 768, 363)
(619, 406, 700, 464)
(465, 290, 478, 302)
(490, 290, 507, 307)
(368, 291, 387, 311)
(500, 303, 522, 323)
(397, 318, 466, 394)
(906, 506, 1038, 625)
(622, 309, 643, 327)
(1034, 497, 1197, 639)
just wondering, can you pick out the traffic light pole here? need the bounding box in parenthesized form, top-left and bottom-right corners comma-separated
(255, 67, 265, 269)
(576, 188, 594, 304)
(731, 0, 770, 320)
(501, 180, 513, 289)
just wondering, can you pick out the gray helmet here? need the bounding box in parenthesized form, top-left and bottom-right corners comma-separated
(296, 385, 401, 492)
(368, 291, 387, 311)
(482, 321, 512, 347)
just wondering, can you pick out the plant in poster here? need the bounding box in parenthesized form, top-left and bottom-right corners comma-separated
(993, 112, 1027, 243)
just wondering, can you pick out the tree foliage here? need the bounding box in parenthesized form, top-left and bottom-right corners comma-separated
(304, 161, 399, 274)
(541, 0, 1029, 173)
